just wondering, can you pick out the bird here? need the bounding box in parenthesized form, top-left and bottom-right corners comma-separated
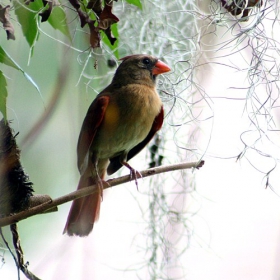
(63, 54, 171, 237)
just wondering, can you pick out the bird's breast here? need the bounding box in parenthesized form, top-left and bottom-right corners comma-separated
(93, 84, 162, 158)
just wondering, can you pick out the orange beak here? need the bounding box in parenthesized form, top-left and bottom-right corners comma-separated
(152, 60, 171, 75)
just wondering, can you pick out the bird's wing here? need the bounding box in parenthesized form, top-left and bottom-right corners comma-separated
(77, 95, 110, 174)
(107, 105, 164, 175)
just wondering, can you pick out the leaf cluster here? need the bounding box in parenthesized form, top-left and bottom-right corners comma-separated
(0, 0, 142, 121)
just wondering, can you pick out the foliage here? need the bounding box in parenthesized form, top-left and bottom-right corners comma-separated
(0, 0, 141, 121)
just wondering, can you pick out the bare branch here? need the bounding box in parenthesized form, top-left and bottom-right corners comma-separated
(0, 160, 204, 227)
(19, 55, 71, 150)
(10, 224, 41, 280)
(0, 225, 42, 279)
(0, 227, 20, 279)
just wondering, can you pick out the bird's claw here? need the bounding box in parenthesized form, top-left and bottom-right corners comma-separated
(129, 169, 142, 191)
(122, 161, 142, 190)
(96, 179, 111, 200)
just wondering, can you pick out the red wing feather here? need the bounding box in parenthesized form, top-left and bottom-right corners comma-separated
(107, 106, 164, 175)
(77, 96, 110, 173)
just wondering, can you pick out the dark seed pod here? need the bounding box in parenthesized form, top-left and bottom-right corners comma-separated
(0, 119, 33, 217)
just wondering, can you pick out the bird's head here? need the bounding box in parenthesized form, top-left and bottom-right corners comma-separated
(112, 54, 171, 87)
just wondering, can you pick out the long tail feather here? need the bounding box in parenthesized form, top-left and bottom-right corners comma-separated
(63, 175, 102, 237)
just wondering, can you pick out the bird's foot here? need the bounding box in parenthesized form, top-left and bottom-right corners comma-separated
(130, 169, 142, 191)
(97, 178, 111, 200)
(89, 176, 109, 200)
(122, 161, 142, 190)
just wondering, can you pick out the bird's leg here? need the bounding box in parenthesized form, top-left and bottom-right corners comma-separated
(91, 160, 110, 200)
(121, 161, 142, 190)
(92, 162, 105, 200)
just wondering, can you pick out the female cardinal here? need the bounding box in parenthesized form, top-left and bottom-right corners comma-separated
(63, 54, 171, 236)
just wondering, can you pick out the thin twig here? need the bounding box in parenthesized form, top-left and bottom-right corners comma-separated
(0, 160, 204, 227)
(20, 51, 71, 150)
(0, 227, 20, 280)
(10, 224, 41, 280)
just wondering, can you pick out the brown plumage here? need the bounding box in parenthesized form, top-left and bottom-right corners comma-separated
(63, 54, 171, 236)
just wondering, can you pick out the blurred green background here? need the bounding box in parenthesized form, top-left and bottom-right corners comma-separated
(0, 10, 114, 276)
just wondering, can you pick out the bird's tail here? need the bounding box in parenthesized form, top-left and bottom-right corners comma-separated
(63, 172, 104, 237)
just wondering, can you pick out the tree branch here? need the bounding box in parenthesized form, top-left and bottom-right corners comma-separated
(10, 224, 42, 280)
(0, 160, 204, 227)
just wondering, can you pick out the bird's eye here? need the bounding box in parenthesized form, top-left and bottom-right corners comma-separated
(142, 58, 151, 65)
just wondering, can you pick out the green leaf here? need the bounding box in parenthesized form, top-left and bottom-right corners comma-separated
(101, 24, 119, 59)
(0, 71, 8, 120)
(125, 0, 142, 9)
(0, 46, 21, 70)
(14, 0, 41, 55)
(47, 6, 71, 40)
(0, 46, 41, 96)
